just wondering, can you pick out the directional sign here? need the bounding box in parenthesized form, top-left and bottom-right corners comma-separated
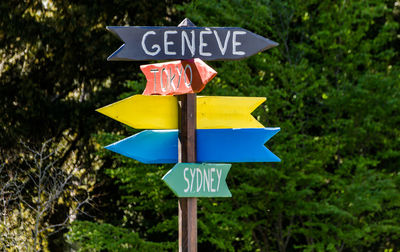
(107, 26, 278, 61)
(106, 130, 178, 164)
(96, 95, 266, 129)
(141, 59, 217, 95)
(162, 163, 231, 197)
(104, 128, 280, 163)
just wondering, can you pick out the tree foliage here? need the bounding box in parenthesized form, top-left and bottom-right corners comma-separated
(68, 221, 174, 251)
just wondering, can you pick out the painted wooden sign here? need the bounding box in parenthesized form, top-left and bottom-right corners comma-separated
(162, 163, 231, 197)
(141, 59, 217, 95)
(96, 95, 266, 129)
(104, 128, 280, 163)
(107, 26, 278, 61)
(106, 129, 178, 163)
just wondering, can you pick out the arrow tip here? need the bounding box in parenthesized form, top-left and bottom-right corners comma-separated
(262, 38, 279, 51)
(95, 107, 104, 114)
(194, 58, 217, 86)
(95, 105, 109, 117)
(269, 39, 279, 48)
(268, 151, 281, 162)
(178, 18, 196, 27)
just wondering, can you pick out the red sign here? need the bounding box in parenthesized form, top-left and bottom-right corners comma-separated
(141, 59, 217, 95)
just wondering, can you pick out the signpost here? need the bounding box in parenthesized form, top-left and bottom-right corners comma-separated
(141, 59, 217, 95)
(99, 18, 279, 252)
(96, 95, 266, 129)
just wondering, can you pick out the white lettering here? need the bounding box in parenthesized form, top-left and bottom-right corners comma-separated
(184, 168, 190, 193)
(214, 30, 230, 55)
(164, 30, 177, 55)
(203, 169, 210, 192)
(199, 28, 212, 56)
(183, 167, 225, 195)
(182, 30, 195, 56)
(150, 69, 158, 92)
(176, 66, 183, 89)
(184, 64, 192, 88)
(216, 169, 222, 192)
(143, 29, 247, 57)
(169, 68, 176, 90)
(196, 168, 202, 192)
(142, 31, 161, 56)
(160, 68, 167, 92)
(232, 31, 246, 55)
(210, 168, 216, 192)
(190, 168, 196, 192)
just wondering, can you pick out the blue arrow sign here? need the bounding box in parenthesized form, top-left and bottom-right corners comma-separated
(105, 128, 280, 163)
(105, 130, 178, 164)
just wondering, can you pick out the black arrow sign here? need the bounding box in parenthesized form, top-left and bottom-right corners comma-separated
(107, 25, 278, 61)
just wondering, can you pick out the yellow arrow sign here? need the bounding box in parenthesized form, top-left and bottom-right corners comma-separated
(96, 95, 265, 129)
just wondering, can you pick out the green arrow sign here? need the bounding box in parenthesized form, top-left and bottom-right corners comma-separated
(162, 163, 231, 197)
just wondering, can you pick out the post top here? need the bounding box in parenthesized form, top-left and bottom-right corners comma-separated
(178, 18, 196, 27)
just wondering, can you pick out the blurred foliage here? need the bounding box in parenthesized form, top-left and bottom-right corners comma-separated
(68, 221, 174, 251)
(0, 0, 182, 250)
(1, 0, 400, 251)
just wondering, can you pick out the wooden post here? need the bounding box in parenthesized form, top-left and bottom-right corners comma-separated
(178, 94, 197, 252)
(178, 18, 197, 252)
